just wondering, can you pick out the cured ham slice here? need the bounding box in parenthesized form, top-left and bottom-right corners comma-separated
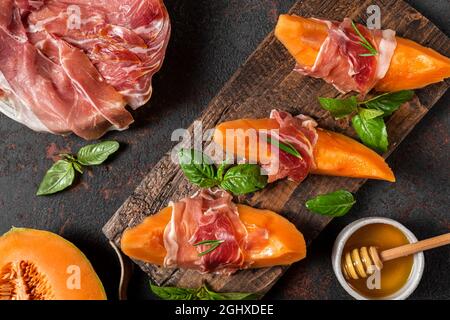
(0, 0, 170, 139)
(294, 18, 396, 95)
(263, 110, 318, 183)
(27, 0, 170, 108)
(57, 40, 133, 130)
(163, 189, 249, 274)
(0, 28, 110, 138)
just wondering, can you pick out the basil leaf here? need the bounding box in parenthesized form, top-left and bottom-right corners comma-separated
(210, 292, 259, 300)
(306, 190, 355, 217)
(363, 90, 414, 116)
(352, 114, 388, 153)
(220, 164, 267, 195)
(77, 141, 120, 166)
(60, 153, 77, 162)
(36, 160, 75, 196)
(318, 96, 358, 119)
(73, 162, 84, 174)
(178, 149, 218, 188)
(267, 136, 302, 159)
(358, 108, 384, 120)
(178, 150, 267, 194)
(150, 284, 197, 300)
(150, 283, 257, 300)
(195, 286, 211, 300)
(216, 162, 228, 181)
(203, 285, 258, 300)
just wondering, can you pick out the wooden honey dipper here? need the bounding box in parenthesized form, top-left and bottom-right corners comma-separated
(342, 233, 450, 280)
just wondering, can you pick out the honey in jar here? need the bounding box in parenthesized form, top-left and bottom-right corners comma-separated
(343, 223, 414, 298)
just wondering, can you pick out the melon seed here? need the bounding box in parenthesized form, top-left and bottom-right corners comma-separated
(0, 261, 54, 300)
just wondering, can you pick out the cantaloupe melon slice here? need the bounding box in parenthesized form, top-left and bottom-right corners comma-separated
(0, 228, 107, 300)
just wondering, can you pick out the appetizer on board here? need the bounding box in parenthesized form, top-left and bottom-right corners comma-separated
(213, 110, 396, 183)
(275, 15, 450, 93)
(121, 189, 306, 274)
(0, 0, 170, 139)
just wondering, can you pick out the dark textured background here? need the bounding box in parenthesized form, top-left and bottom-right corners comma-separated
(0, 0, 448, 300)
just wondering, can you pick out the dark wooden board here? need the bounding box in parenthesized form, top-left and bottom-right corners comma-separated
(103, 0, 450, 295)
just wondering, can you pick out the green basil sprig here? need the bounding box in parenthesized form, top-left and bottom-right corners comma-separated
(179, 149, 219, 188)
(358, 108, 384, 120)
(36, 160, 76, 196)
(318, 90, 414, 153)
(220, 164, 267, 195)
(77, 141, 120, 165)
(178, 149, 267, 195)
(305, 190, 356, 217)
(150, 283, 258, 300)
(318, 96, 358, 119)
(352, 115, 388, 153)
(37, 141, 119, 196)
(362, 90, 415, 116)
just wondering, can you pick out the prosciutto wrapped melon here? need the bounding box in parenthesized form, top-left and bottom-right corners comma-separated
(213, 110, 395, 183)
(275, 15, 450, 93)
(121, 189, 306, 273)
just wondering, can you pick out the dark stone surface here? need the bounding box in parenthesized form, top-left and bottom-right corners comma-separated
(0, 0, 448, 300)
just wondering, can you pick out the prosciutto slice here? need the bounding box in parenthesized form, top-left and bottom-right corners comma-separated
(0, 0, 170, 139)
(263, 110, 318, 183)
(294, 18, 396, 95)
(163, 189, 248, 274)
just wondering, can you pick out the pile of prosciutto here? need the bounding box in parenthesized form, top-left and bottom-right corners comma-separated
(0, 0, 170, 139)
(295, 18, 397, 95)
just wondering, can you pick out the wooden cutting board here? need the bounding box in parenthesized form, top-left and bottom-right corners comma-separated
(103, 0, 449, 295)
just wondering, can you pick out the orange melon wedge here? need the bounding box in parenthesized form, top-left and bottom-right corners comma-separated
(274, 14, 450, 92)
(213, 118, 395, 182)
(121, 204, 306, 268)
